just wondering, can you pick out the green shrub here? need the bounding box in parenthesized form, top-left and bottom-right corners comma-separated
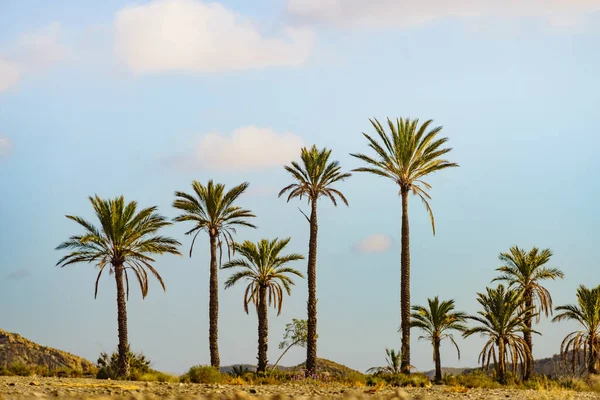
(96, 348, 151, 380)
(368, 372, 431, 388)
(134, 370, 179, 383)
(442, 371, 502, 389)
(181, 365, 222, 384)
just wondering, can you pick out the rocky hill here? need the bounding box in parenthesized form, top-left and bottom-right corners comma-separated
(424, 352, 584, 379)
(0, 328, 96, 375)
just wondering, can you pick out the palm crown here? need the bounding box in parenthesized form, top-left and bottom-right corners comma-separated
(350, 117, 457, 233)
(463, 285, 537, 372)
(56, 195, 181, 298)
(223, 238, 304, 315)
(552, 285, 600, 373)
(411, 297, 467, 354)
(279, 145, 351, 206)
(173, 180, 256, 259)
(367, 348, 402, 374)
(494, 246, 563, 321)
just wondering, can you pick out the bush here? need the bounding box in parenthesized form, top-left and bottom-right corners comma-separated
(96, 348, 151, 380)
(134, 370, 179, 383)
(367, 372, 431, 388)
(181, 365, 222, 384)
(442, 371, 501, 389)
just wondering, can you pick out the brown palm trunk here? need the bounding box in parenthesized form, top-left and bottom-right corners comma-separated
(209, 233, 220, 369)
(588, 336, 598, 374)
(523, 290, 533, 380)
(257, 285, 269, 373)
(400, 190, 411, 374)
(498, 338, 506, 384)
(114, 265, 130, 378)
(433, 339, 442, 383)
(305, 201, 318, 377)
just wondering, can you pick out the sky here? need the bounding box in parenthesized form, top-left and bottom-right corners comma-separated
(1, 0, 599, 375)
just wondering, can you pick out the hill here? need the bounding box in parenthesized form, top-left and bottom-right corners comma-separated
(424, 352, 584, 379)
(0, 328, 96, 375)
(222, 358, 365, 380)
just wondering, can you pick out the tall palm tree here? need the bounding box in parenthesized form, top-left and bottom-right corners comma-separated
(351, 117, 458, 372)
(552, 285, 600, 375)
(173, 180, 256, 368)
(411, 297, 467, 383)
(493, 246, 563, 379)
(56, 195, 181, 378)
(279, 145, 351, 375)
(222, 238, 304, 373)
(367, 348, 402, 375)
(463, 284, 537, 384)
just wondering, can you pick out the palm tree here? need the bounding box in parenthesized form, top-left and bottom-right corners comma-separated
(493, 246, 563, 379)
(411, 297, 467, 383)
(223, 238, 304, 373)
(56, 195, 181, 378)
(351, 117, 458, 372)
(279, 145, 351, 375)
(367, 348, 402, 374)
(463, 284, 537, 384)
(552, 285, 600, 375)
(173, 180, 256, 368)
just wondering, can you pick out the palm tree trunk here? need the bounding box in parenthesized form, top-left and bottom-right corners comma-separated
(400, 190, 411, 374)
(434, 339, 442, 383)
(588, 336, 598, 374)
(523, 290, 533, 380)
(209, 233, 220, 369)
(257, 285, 269, 373)
(305, 200, 318, 377)
(498, 338, 506, 384)
(114, 265, 130, 378)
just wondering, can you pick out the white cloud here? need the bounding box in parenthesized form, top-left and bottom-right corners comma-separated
(114, 0, 315, 74)
(354, 234, 393, 253)
(0, 61, 22, 92)
(0, 137, 11, 156)
(0, 22, 68, 93)
(287, 0, 600, 28)
(172, 126, 304, 171)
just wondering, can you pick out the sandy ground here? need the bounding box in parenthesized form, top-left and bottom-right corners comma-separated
(0, 376, 599, 399)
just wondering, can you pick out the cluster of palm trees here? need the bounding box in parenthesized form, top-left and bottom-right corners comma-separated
(55, 116, 597, 384)
(56, 117, 451, 379)
(405, 247, 600, 384)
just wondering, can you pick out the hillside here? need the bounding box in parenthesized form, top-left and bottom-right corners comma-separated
(0, 328, 96, 375)
(424, 352, 584, 379)
(222, 358, 365, 380)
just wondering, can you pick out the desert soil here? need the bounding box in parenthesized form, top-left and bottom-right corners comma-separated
(0, 376, 598, 400)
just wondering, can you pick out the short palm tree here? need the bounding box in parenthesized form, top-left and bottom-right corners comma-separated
(367, 348, 402, 374)
(223, 238, 304, 373)
(463, 284, 537, 384)
(411, 297, 467, 383)
(173, 180, 256, 368)
(493, 246, 563, 379)
(351, 117, 458, 372)
(552, 285, 600, 375)
(56, 195, 181, 378)
(279, 145, 350, 375)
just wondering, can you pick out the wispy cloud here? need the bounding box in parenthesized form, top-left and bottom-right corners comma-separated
(0, 136, 11, 157)
(353, 234, 393, 253)
(114, 0, 315, 74)
(287, 0, 600, 29)
(0, 22, 69, 93)
(6, 269, 31, 281)
(168, 126, 304, 171)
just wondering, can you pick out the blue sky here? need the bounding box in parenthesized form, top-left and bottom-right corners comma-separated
(1, 0, 599, 374)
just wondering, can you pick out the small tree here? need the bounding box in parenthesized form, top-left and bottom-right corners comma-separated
(367, 348, 402, 374)
(272, 319, 311, 370)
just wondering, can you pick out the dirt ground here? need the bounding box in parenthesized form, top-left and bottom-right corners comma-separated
(0, 376, 599, 399)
